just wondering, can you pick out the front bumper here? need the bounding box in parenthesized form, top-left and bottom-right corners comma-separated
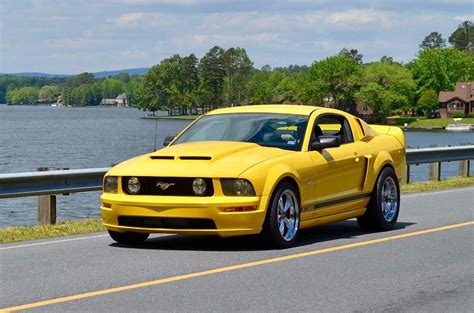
(100, 193, 267, 237)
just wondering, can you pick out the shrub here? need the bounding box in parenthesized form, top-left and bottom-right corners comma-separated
(391, 109, 403, 116)
(451, 111, 465, 118)
(467, 112, 474, 118)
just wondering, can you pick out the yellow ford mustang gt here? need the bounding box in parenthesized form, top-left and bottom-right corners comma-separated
(101, 105, 406, 248)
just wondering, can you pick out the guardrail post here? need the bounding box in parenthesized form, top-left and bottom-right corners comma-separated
(38, 195, 56, 225)
(429, 162, 442, 181)
(404, 165, 410, 184)
(459, 160, 470, 177)
(36, 167, 63, 225)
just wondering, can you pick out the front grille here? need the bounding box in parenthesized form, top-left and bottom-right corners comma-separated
(122, 177, 214, 196)
(118, 216, 216, 229)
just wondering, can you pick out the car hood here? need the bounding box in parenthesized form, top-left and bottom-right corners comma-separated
(108, 141, 294, 177)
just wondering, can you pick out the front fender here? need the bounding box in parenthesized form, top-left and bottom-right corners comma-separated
(241, 163, 302, 218)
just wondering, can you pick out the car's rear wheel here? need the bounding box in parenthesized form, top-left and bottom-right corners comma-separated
(357, 167, 400, 231)
(108, 230, 149, 244)
(263, 182, 300, 248)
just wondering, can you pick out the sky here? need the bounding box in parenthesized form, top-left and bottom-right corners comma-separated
(0, 0, 472, 74)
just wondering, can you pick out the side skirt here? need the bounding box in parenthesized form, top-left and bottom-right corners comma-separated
(300, 207, 367, 230)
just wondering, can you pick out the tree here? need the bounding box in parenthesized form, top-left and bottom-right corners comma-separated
(101, 78, 124, 98)
(305, 54, 362, 111)
(339, 48, 363, 64)
(417, 89, 439, 117)
(356, 62, 415, 119)
(199, 46, 226, 109)
(6, 86, 39, 104)
(247, 69, 273, 104)
(39, 85, 60, 103)
(419, 32, 446, 50)
(223, 47, 254, 106)
(138, 54, 200, 115)
(412, 48, 474, 94)
(449, 21, 474, 53)
(380, 56, 394, 63)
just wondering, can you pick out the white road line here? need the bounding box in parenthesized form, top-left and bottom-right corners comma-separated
(402, 187, 474, 199)
(0, 234, 108, 250)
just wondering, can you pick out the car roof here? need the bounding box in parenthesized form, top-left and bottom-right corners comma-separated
(206, 104, 321, 116)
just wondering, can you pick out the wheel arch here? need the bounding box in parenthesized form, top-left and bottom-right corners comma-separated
(365, 151, 396, 193)
(259, 166, 302, 217)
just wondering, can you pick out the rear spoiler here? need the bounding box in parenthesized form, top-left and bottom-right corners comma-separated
(370, 125, 406, 148)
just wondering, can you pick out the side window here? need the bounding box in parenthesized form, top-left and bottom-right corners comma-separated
(312, 114, 354, 145)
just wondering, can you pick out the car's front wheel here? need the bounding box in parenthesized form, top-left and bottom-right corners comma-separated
(263, 182, 300, 248)
(108, 230, 150, 244)
(357, 167, 400, 231)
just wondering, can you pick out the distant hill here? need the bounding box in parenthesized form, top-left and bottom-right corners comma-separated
(1, 72, 71, 78)
(93, 68, 149, 78)
(1, 67, 149, 78)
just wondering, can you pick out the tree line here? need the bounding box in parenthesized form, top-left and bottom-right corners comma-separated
(2, 73, 142, 107)
(1, 21, 473, 119)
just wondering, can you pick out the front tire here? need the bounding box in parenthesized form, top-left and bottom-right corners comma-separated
(357, 167, 400, 231)
(263, 182, 300, 248)
(108, 230, 150, 244)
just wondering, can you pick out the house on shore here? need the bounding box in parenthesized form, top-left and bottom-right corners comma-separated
(439, 82, 474, 118)
(101, 93, 128, 107)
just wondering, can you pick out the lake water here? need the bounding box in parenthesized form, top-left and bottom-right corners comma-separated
(0, 105, 473, 227)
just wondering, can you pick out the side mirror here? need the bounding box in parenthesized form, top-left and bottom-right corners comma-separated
(163, 136, 175, 146)
(311, 136, 341, 151)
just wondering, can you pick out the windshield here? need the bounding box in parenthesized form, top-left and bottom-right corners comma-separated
(173, 113, 309, 151)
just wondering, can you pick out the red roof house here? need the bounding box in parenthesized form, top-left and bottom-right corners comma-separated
(439, 82, 474, 118)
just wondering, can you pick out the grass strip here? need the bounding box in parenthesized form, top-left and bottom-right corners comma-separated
(1, 177, 473, 244)
(0, 219, 105, 244)
(401, 176, 474, 194)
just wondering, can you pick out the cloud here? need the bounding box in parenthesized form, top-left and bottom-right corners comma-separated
(325, 9, 391, 28)
(120, 0, 214, 5)
(114, 12, 146, 26)
(111, 12, 180, 27)
(50, 38, 112, 49)
(172, 33, 283, 48)
(454, 15, 474, 21)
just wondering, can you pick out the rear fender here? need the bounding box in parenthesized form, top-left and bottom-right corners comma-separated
(364, 151, 394, 193)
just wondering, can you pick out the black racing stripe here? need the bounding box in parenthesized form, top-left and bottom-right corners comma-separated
(315, 193, 371, 209)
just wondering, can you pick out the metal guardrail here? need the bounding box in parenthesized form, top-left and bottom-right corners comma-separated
(0, 145, 472, 199)
(0, 168, 110, 199)
(406, 145, 474, 165)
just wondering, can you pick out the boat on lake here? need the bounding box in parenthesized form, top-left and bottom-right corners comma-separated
(445, 123, 474, 131)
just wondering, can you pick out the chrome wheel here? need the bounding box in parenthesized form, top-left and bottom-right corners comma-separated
(381, 176, 398, 222)
(276, 189, 299, 242)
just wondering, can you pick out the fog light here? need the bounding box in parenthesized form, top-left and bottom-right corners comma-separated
(127, 177, 141, 194)
(192, 178, 207, 196)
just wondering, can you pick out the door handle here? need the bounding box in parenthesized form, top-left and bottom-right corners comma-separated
(355, 157, 360, 162)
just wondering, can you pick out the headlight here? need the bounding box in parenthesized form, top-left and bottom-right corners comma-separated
(192, 178, 207, 196)
(104, 176, 118, 193)
(126, 177, 141, 194)
(221, 179, 256, 196)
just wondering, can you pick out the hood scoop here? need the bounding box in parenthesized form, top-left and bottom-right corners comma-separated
(150, 155, 212, 161)
(179, 156, 212, 160)
(150, 156, 175, 160)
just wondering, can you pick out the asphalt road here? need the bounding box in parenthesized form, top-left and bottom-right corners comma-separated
(1, 187, 473, 312)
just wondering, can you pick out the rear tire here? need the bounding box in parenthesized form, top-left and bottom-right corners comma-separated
(108, 230, 149, 244)
(357, 167, 400, 231)
(262, 182, 300, 249)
